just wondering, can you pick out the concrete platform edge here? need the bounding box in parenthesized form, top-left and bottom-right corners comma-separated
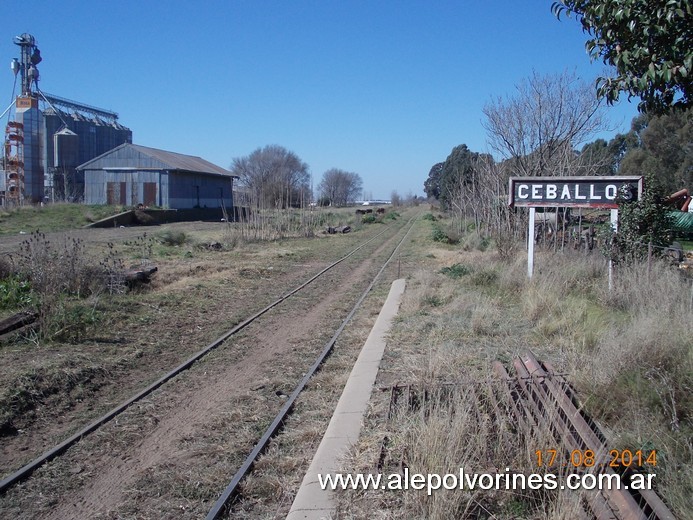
(286, 278, 406, 520)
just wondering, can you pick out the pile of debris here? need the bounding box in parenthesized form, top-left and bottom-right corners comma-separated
(325, 226, 351, 234)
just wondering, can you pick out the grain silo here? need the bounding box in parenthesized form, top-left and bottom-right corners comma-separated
(2, 33, 132, 206)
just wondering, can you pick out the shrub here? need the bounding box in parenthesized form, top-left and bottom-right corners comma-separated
(48, 300, 100, 342)
(602, 174, 674, 265)
(471, 269, 498, 286)
(158, 230, 188, 246)
(431, 224, 460, 244)
(0, 255, 14, 279)
(440, 263, 471, 278)
(361, 214, 376, 224)
(431, 226, 448, 243)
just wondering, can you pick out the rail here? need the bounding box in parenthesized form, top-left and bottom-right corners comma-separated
(0, 221, 402, 494)
(205, 215, 417, 519)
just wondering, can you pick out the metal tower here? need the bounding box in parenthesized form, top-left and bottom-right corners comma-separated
(13, 33, 41, 96)
(3, 33, 43, 205)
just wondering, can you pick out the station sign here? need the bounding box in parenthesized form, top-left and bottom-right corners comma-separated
(508, 176, 643, 209)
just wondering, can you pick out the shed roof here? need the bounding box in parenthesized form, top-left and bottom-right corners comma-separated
(77, 143, 237, 178)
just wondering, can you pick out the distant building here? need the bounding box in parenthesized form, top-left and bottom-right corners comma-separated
(78, 143, 238, 210)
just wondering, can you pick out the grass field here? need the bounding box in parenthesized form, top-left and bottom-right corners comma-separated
(334, 213, 692, 519)
(0, 203, 126, 236)
(0, 204, 690, 518)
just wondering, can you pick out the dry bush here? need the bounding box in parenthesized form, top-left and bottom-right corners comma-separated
(227, 207, 338, 244)
(503, 255, 692, 515)
(469, 300, 503, 336)
(11, 233, 128, 341)
(0, 254, 15, 279)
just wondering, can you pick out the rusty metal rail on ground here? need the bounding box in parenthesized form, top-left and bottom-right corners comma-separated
(494, 352, 675, 520)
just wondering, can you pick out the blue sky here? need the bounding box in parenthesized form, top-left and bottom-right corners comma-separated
(2, 1, 640, 199)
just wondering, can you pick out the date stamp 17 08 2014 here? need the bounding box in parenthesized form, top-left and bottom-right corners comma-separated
(535, 449, 657, 469)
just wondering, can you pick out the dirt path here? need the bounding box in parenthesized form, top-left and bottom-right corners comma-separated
(0, 218, 409, 519)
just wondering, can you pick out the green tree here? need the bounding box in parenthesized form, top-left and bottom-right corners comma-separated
(439, 145, 478, 211)
(603, 174, 674, 264)
(552, 1, 693, 113)
(607, 126, 643, 171)
(618, 108, 692, 193)
(424, 162, 443, 200)
(578, 139, 615, 175)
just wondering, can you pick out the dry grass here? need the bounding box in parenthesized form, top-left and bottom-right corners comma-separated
(339, 379, 593, 520)
(335, 215, 692, 519)
(226, 274, 399, 519)
(1, 211, 689, 518)
(222, 206, 360, 247)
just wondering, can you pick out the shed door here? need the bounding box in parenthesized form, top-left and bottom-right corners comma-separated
(107, 182, 127, 205)
(143, 182, 157, 206)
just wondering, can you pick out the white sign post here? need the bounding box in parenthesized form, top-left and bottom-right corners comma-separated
(528, 208, 535, 279)
(608, 208, 619, 291)
(508, 176, 643, 281)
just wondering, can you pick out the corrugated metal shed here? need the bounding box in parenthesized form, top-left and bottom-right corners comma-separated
(78, 143, 235, 177)
(670, 211, 693, 236)
(78, 143, 238, 210)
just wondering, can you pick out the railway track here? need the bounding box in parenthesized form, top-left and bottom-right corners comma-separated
(0, 214, 417, 518)
(206, 213, 416, 519)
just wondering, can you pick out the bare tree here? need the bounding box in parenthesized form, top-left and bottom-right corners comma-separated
(231, 145, 310, 209)
(482, 70, 609, 178)
(479, 71, 613, 254)
(317, 168, 363, 206)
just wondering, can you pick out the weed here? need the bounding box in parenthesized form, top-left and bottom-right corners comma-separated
(0, 255, 14, 279)
(470, 268, 498, 286)
(431, 226, 448, 243)
(124, 233, 155, 265)
(49, 300, 100, 343)
(157, 230, 188, 246)
(431, 224, 460, 244)
(0, 358, 108, 436)
(440, 263, 470, 278)
(0, 275, 33, 310)
(99, 243, 127, 295)
(423, 295, 443, 307)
